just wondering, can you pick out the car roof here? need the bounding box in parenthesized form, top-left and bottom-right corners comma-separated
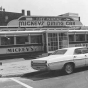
(57, 47, 86, 55)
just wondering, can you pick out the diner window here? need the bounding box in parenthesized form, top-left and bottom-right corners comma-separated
(1, 36, 14, 45)
(16, 36, 29, 44)
(76, 34, 85, 41)
(30, 35, 42, 44)
(69, 34, 74, 42)
(86, 34, 88, 41)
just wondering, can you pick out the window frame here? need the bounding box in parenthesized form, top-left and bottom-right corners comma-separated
(74, 48, 88, 54)
(16, 35, 29, 45)
(0, 36, 14, 46)
(30, 34, 42, 44)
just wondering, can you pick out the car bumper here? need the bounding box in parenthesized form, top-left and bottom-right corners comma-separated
(31, 61, 50, 71)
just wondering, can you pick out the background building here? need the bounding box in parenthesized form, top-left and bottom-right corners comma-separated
(59, 13, 80, 21)
(0, 8, 31, 26)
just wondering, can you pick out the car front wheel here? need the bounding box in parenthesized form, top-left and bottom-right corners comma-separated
(64, 63, 74, 74)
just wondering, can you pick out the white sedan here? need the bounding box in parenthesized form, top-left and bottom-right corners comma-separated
(31, 47, 88, 74)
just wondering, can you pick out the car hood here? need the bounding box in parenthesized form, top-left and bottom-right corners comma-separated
(32, 55, 68, 63)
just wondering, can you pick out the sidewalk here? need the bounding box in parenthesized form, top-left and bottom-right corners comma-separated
(0, 59, 37, 77)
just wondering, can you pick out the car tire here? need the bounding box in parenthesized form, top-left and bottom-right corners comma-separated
(64, 63, 74, 74)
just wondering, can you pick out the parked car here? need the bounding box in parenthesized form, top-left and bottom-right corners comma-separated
(31, 47, 88, 74)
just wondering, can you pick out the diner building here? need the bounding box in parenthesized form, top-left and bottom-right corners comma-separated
(0, 11, 88, 54)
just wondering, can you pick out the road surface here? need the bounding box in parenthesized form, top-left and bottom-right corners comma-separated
(1, 67, 88, 88)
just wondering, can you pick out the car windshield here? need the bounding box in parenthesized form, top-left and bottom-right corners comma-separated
(51, 49, 67, 55)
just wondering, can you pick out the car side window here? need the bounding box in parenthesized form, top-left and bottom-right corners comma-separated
(81, 48, 88, 54)
(74, 49, 82, 54)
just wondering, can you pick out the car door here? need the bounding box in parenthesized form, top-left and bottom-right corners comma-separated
(81, 48, 88, 66)
(73, 48, 86, 68)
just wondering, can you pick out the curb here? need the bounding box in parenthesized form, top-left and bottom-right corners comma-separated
(1, 71, 37, 78)
(1, 73, 24, 78)
(1, 70, 38, 78)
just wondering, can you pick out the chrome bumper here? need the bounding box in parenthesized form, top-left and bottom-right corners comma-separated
(31, 61, 48, 70)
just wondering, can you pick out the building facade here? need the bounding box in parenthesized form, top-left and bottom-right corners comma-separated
(0, 11, 87, 55)
(4, 13, 83, 53)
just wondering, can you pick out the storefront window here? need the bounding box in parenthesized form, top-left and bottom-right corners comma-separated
(59, 33, 68, 48)
(48, 33, 58, 51)
(76, 34, 85, 41)
(30, 35, 42, 44)
(86, 34, 88, 41)
(1, 36, 14, 45)
(69, 34, 74, 42)
(16, 36, 29, 44)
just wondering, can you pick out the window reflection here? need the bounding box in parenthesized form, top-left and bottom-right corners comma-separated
(76, 34, 85, 41)
(16, 36, 29, 44)
(69, 34, 74, 42)
(52, 49, 67, 55)
(1, 36, 14, 45)
(30, 35, 42, 44)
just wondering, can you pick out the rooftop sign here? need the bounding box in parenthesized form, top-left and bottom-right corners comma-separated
(19, 21, 76, 27)
(8, 16, 83, 28)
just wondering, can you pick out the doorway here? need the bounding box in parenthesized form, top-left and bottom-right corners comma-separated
(59, 33, 69, 49)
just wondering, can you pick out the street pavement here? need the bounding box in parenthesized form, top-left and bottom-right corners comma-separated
(1, 68, 88, 88)
(1, 58, 88, 88)
(0, 58, 37, 77)
(0, 53, 48, 77)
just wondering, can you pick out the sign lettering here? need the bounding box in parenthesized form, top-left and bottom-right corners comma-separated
(66, 22, 75, 25)
(75, 43, 88, 47)
(19, 21, 75, 27)
(69, 43, 88, 47)
(7, 46, 37, 53)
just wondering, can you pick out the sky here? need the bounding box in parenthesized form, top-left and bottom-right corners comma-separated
(0, 0, 88, 26)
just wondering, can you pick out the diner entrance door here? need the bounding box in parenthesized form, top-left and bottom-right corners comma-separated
(48, 33, 58, 52)
(47, 32, 69, 52)
(59, 33, 69, 49)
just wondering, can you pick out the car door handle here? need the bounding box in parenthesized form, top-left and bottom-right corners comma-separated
(85, 55, 87, 57)
(74, 56, 76, 58)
